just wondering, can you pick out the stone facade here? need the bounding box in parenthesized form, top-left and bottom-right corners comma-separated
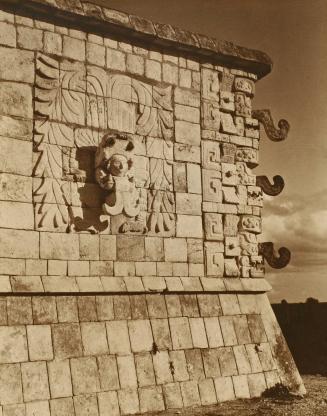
(0, 0, 304, 414)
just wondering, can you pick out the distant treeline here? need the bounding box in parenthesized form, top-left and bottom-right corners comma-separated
(272, 298, 327, 375)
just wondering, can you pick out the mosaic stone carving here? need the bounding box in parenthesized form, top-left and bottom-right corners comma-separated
(252, 109, 290, 141)
(259, 242, 291, 269)
(201, 68, 220, 101)
(256, 175, 285, 196)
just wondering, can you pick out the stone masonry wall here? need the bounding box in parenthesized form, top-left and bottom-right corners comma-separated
(0, 2, 304, 414)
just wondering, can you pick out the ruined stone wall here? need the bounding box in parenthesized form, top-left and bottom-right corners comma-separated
(0, 1, 304, 414)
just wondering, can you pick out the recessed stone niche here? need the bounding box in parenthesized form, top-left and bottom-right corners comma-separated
(0, 1, 304, 414)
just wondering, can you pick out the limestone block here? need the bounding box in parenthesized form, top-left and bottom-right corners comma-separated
(163, 383, 183, 409)
(219, 316, 238, 346)
(130, 295, 148, 319)
(233, 345, 252, 374)
(174, 143, 200, 163)
(68, 261, 90, 276)
(204, 213, 223, 241)
(79, 234, 99, 260)
(97, 355, 119, 391)
(176, 193, 202, 215)
(176, 215, 202, 238)
(62, 36, 85, 61)
(201, 68, 219, 101)
(265, 370, 280, 388)
(86, 42, 105, 66)
(245, 127, 260, 139)
(0, 258, 25, 275)
(106, 48, 126, 71)
(106, 320, 131, 355)
(202, 349, 221, 378)
(40, 233, 79, 260)
(247, 314, 267, 343)
(73, 395, 99, 416)
(222, 163, 239, 186)
(0, 47, 34, 84)
(235, 93, 252, 117)
(204, 317, 224, 348)
(234, 77, 255, 96)
(204, 242, 224, 277)
(248, 186, 263, 206)
(165, 295, 182, 317)
(201, 140, 220, 170)
(220, 113, 237, 134)
(91, 261, 114, 276)
(98, 391, 120, 416)
(117, 355, 137, 388)
(222, 186, 239, 204)
(135, 353, 156, 387)
(173, 162, 187, 192)
(146, 294, 167, 318)
(145, 59, 161, 81)
(48, 260, 67, 276)
(44, 31, 62, 55)
(128, 320, 153, 353)
(185, 349, 205, 380)
(0, 82, 33, 119)
(0, 137, 32, 177)
(175, 104, 200, 123)
(202, 101, 220, 130)
(116, 235, 145, 261)
(199, 378, 217, 405)
(139, 386, 165, 413)
(3, 404, 25, 415)
(174, 87, 200, 108)
(256, 342, 276, 371)
(247, 372, 267, 397)
(189, 318, 208, 348)
(188, 263, 204, 276)
(55, 297, 78, 323)
(52, 323, 83, 359)
(0, 275, 11, 292)
(151, 319, 172, 350)
(118, 388, 139, 415)
(180, 294, 200, 317)
(0, 10, 14, 23)
(221, 143, 236, 164)
(70, 357, 100, 395)
(25, 400, 50, 416)
(164, 238, 187, 262)
(180, 380, 201, 407)
(169, 317, 193, 350)
(187, 163, 202, 194)
(0, 115, 32, 142)
(167, 351, 187, 382)
(235, 147, 259, 167)
(21, 361, 50, 401)
(225, 236, 241, 256)
(187, 239, 204, 264)
(0, 363, 23, 405)
(27, 325, 53, 361)
(81, 322, 108, 355)
(162, 63, 178, 85)
(99, 235, 116, 261)
(42, 276, 78, 292)
(233, 374, 250, 399)
(217, 347, 238, 376)
(223, 214, 239, 236)
(0, 21, 15, 47)
(240, 215, 262, 233)
(219, 294, 241, 316)
(50, 397, 75, 415)
(224, 258, 240, 277)
(48, 359, 73, 399)
(179, 68, 192, 88)
(7, 297, 31, 325)
(239, 232, 258, 256)
(220, 91, 235, 112)
(202, 170, 222, 202)
(175, 120, 201, 146)
(113, 296, 131, 319)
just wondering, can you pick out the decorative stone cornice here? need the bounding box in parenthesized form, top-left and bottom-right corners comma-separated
(0, 0, 272, 78)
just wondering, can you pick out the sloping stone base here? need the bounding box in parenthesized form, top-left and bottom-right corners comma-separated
(0, 292, 305, 414)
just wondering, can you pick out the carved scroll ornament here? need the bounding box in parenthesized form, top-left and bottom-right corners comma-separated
(252, 109, 290, 141)
(256, 175, 285, 196)
(258, 242, 291, 269)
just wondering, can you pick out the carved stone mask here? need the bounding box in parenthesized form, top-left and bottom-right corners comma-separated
(108, 154, 129, 177)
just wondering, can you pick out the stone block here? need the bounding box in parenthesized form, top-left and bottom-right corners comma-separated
(135, 353, 155, 387)
(175, 120, 201, 146)
(189, 318, 208, 348)
(91, 260, 114, 276)
(128, 320, 153, 353)
(162, 62, 178, 84)
(199, 378, 217, 405)
(0, 21, 15, 47)
(165, 295, 182, 317)
(180, 294, 199, 317)
(56, 297, 78, 323)
(97, 355, 119, 391)
(42, 275, 77, 293)
(204, 242, 224, 277)
(71, 357, 100, 395)
(179, 68, 192, 88)
(2, 404, 25, 416)
(201, 140, 220, 170)
(0, 258, 24, 276)
(116, 235, 145, 261)
(246, 343, 263, 372)
(174, 143, 200, 163)
(157, 262, 172, 277)
(257, 342, 276, 371)
(32, 296, 57, 324)
(232, 374, 250, 399)
(79, 234, 99, 260)
(198, 294, 221, 316)
(169, 317, 193, 350)
(126, 53, 144, 76)
(47, 260, 67, 275)
(117, 355, 137, 388)
(202, 101, 220, 129)
(25, 401, 50, 416)
(219, 316, 238, 346)
(68, 260, 89, 276)
(265, 370, 280, 388)
(77, 297, 97, 322)
(187, 239, 203, 264)
(130, 295, 148, 319)
(106, 320, 131, 355)
(118, 388, 139, 415)
(48, 359, 72, 399)
(176, 193, 202, 215)
(63, 36, 85, 61)
(172, 262, 188, 277)
(224, 258, 240, 277)
(151, 319, 172, 350)
(21, 361, 50, 402)
(202, 169, 222, 202)
(146, 294, 167, 318)
(188, 263, 204, 276)
(86, 42, 105, 66)
(0, 82, 32, 119)
(163, 382, 183, 408)
(0, 201, 34, 229)
(135, 262, 156, 276)
(204, 213, 223, 241)
(144, 237, 164, 261)
(235, 93, 252, 117)
(217, 346, 238, 376)
(0, 363, 23, 405)
(40, 233, 79, 260)
(73, 394, 99, 416)
(214, 376, 235, 402)
(7, 297, 32, 325)
(201, 68, 219, 100)
(248, 314, 267, 343)
(175, 104, 200, 123)
(27, 325, 53, 361)
(176, 215, 203, 238)
(44, 31, 62, 55)
(247, 372, 267, 397)
(204, 317, 224, 348)
(187, 163, 202, 194)
(98, 391, 120, 416)
(52, 323, 83, 359)
(49, 398, 75, 416)
(174, 87, 200, 107)
(164, 238, 187, 262)
(25, 259, 46, 276)
(145, 59, 161, 81)
(233, 345, 252, 374)
(173, 162, 187, 192)
(185, 349, 205, 380)
(233, 315, 252, 344)
(202, 349, 221, 377)
(81, 322, 108, 355)
(139, 386, 165, 413)
(0, 47, 34, 85)
(99, 235, 116, 260)
(113, 296, 131, 319)
(169, 350, 188, 382)
(180, 380, 201, 407)
(0, 229, 38, 259)
(219, 294, 241, 315)
(152, 350, 173, 384)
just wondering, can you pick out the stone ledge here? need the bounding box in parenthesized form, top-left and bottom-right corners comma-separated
(0, 0, 272, 78)
(0, 275, 272, 294)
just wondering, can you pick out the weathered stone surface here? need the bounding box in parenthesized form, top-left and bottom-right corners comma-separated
(106, 320, 131, 355)
(27, 325, 53, 361)
(0, 82, 33, 119)
(0, 47, 34, 83)
(40, 233, 79, 260)
(170, 317, 193, 350)
(175, 120, 201, 146)
(70, 357, 100, 394)
(0, 326, 28, 364)
(52, 323, 83, 359)
(0, 363, 23, 405)
(21, 361, 50, 401)
(48, 359, 73, 399)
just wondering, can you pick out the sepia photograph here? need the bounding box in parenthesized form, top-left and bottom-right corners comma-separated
(0, 0, 325, 414)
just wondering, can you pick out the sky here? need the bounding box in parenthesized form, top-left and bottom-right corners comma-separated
(93, 0, 327, 303)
